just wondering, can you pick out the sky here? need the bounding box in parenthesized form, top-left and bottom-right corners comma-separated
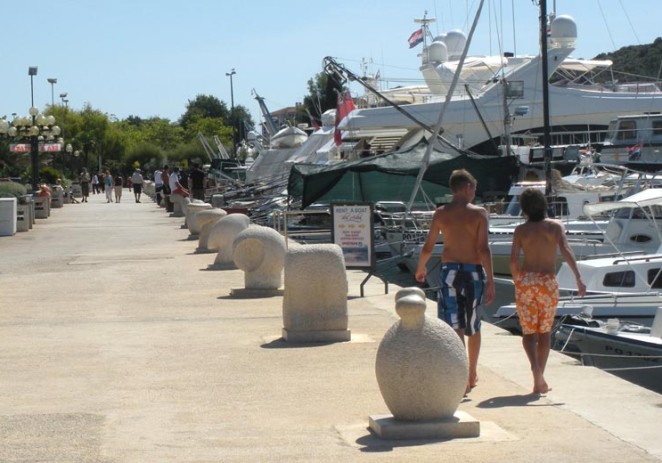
(1, 0, 660, 128)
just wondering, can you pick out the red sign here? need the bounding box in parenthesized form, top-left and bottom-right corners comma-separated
(9, 143, 62, 153)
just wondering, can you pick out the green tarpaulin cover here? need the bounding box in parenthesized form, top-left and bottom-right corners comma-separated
(288, 140, 519, 208)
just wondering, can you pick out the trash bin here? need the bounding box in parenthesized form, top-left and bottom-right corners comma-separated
(51, 188, 65, 208)
(34, 196, 50, 219)
(0, 197, 17, 236)
(16, 203, 30, 232)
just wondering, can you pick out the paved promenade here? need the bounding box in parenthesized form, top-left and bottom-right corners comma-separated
(0, 193, 661, 462)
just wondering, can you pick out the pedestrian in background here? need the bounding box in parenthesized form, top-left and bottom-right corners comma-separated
(104, 170, 114, 203)
(131, 168, 144, 203)
(114, 172, 124, 203)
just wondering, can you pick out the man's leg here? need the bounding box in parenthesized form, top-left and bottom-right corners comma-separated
(467, 331, 480, 388)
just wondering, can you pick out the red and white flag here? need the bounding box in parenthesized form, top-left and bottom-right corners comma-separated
(408, 28, 424, 48)
(334, 91, 355, 146)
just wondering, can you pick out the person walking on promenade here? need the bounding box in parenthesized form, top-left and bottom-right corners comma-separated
(153, 167, 163, 205)
(79, 168, 91, 202)
(131, 168, 144, 203)
(104, 170, 114, 203)
(114, 172, 124, 203)
(91, 172, 100, 194)
(161, 165, 172, 211)
(189, 162, 206, 201)
(509, 187, 586, 394)
(415, 169, 495, 394)
(170, 166, 189, 198)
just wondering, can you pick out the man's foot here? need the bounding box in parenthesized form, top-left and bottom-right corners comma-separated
(469, 374, 479, 389)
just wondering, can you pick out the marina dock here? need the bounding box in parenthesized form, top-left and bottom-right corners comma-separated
(1, 196, 661, 462)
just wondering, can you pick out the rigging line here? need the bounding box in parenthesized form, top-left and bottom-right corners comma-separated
(617, 0, 641, 45)
(596, 0, 617, 52)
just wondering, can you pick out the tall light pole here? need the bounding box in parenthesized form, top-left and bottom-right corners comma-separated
(226, 68, 236, 152)
(29, 67, 40, 192)
(47, 78, 57, 108)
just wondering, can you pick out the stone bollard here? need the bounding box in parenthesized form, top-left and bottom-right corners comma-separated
(50, 188, 64, 208)
(185, 201, 212, 236)
(230, 225, 286, 297)
(207, 214, 251, 269)
(195, 209, 228, 253)
(282, 244, 350, 342)
(16, 203, 30, 232)
(369, 287, 479, 440)
(170, 194, 189, 217)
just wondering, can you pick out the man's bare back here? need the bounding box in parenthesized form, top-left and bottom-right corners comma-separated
(437, 202, 489, 264)
(511, 219, 563, 276)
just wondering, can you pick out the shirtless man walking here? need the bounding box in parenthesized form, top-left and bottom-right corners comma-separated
(415, 169, 495, 393)
(509, 187, 586, 394)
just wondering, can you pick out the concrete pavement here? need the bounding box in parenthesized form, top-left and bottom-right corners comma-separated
(0, 192, 660, 462)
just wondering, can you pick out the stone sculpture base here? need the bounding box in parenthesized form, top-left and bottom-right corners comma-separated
(282, 328, 351, 343)
(369, 411, 480, 440)
(229, 288, 284, 298)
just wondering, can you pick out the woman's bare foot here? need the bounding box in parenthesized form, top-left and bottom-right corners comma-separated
(469, 374, 479, 389)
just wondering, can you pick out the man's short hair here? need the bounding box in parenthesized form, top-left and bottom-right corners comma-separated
(520, 187, 547, 222)
(449, 169, 477, 193)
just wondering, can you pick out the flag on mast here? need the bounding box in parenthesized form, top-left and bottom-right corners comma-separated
(408, 28, 424, 48)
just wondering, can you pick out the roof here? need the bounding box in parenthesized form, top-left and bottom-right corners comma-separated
(583, 188, 662, 216)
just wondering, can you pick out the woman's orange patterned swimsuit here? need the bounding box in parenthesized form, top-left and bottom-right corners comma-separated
(514, 272, 559, 335)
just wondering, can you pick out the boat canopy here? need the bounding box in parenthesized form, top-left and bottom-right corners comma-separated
(288, 140, 518, 209)
(583, 188, 662, 216)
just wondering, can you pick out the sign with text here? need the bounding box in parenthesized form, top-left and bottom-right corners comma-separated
(331, 203, 374, 269)
(10, 143, 63, 153)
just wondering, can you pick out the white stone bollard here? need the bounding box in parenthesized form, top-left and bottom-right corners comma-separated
(369, 287, 479, 440)
(170, 194, 190, 217)
(230, 225, 286, 297)
(185, 202, 212, 236)
(207, 214, 251, 269)
(282, 244, 350, 342)
(195, 209, 228, 253)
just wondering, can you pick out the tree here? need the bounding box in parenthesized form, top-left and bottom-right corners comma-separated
(179, 95, 229, 130)
(299, 72, 344, 126)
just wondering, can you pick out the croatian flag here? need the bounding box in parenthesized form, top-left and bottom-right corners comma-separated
(627, 143, 642, 161)
(408, 28, 424, 48)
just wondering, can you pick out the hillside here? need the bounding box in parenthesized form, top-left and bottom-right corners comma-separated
(593, 37, 662, 81)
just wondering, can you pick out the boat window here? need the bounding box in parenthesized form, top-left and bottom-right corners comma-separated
(647, 268, 662, 288)
(602, 270, 635, 287)
(550, 197, 569, 217)
(653, 120, 662, 137)
(616, 120, 637, 141)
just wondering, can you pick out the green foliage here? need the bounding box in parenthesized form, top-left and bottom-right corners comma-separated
(40, 166, 64, 184)
(180, 95, 229, 129)
(299, 72, 345, 125)
(0, 181, 27, 198)
(593, 37, 662, 81)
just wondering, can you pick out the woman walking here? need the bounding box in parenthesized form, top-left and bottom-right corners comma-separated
(104, 170, 114, 203)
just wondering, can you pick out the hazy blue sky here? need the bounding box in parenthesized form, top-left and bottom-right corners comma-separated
(1, 0, 659, 126)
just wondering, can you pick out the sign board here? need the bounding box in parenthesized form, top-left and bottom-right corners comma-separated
(331, 203, 374, 269)
(9, 143, 63, 153)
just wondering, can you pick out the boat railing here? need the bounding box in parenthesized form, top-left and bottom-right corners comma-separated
(272, 208, 332, 246)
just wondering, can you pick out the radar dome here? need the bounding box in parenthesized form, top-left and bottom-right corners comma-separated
(443, 30, 466, 59)
(550, 15, 577, 48)
(427, 40, 448, 63)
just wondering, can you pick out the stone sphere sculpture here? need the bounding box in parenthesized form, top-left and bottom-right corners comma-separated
(207, 214, 251, 266)
(375, 287, 468, 421)
(232, 225, 286, 290)
(186, 202, 212, 235)
(195, 209, 228, 252)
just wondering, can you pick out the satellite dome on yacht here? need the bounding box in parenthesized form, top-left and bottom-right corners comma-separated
(427, 40, 448, 64)
(443, 30, 467, 59)
(550, 15, 577, 48)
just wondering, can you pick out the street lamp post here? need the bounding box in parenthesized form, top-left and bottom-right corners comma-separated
(225, 68, 236, 152)
(0, 67, 62, 193)
(47, 78, 57, 108)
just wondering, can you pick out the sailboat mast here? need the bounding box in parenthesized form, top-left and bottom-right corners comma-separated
(540, 0, 553, 196)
